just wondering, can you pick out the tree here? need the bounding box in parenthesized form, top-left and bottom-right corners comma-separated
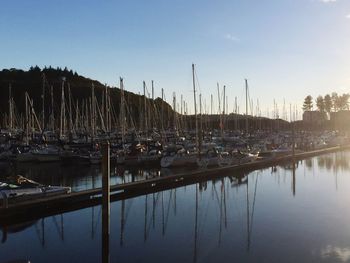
(332, 92, 339, 112)
(302, 95, 313, 111)
(338, 93, 350, 110)
(29, 65, 41, 74)
(324, 94, 332, 113)
(316, 96, 325, 112)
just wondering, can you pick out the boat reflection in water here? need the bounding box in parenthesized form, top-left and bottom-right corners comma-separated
(2, 151, 350, 262)
(1, 220, 37, 243)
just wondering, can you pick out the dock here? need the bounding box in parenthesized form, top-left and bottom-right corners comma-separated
(1, 145, 349, 226)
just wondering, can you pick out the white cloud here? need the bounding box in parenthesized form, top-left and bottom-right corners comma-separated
(320, 0, 337, 3)
(225, 34, 240, 42)
(346, 14, 350, 18)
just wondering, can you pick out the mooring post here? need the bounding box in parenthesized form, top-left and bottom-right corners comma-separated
(1, 192, 8, 208)
(292, 161, 296, 196)
(102, 142, 110, 263)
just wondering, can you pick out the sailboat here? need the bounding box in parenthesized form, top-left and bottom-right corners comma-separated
(32, 144, 61, 162)
(160, 65, 199, 168)
(160, 145, 197, 168)
(196, 147, 220, 168)
(13, 145, 37, 163)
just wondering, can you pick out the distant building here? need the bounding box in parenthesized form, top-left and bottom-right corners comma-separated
(330, 110, 350, 130)
(302, 111, 328, 125)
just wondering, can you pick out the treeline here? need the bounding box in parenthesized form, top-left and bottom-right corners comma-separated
(0, 66, 292, 131)
(302, 93, 350, 113)
(0, 66, 174, 129)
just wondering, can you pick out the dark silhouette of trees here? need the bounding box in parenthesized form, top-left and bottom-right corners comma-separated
(0, 66, 174, 127)
(303, 92, 350, 113)
(331, 92, 339, 112)
(324, 94, 332, 114)
(316, 96, 325, 112)
(302, 95, 313, 111)
(338, 93, 350, 110)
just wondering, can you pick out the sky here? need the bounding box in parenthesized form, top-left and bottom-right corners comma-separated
(1, 0, 350, 120)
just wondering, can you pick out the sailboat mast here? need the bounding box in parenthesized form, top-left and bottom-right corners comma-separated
(108, 89, 111, 132)
(151, 80, 154, 130)
(50, 85, 54, 131)
(60, 79, 65, 139)
(104, 84, 110, 133)
(75, 100, 79, 131)
(143, 81, 147, 133)
(68, 83, 72, 134)
(120, 78, 125, 145)
(192, 64, 199, 155)
(199, 94, 203, 141)
(181, 94, 183, 131)
(217, 83, 223, 137)
(42, 74, 45, 130)
(9, 83, 13, 130)
(173, 92, 176, 131)
(234, 96, 237, 130)
(223, 85, 226, 135)
(223, 85, 225, 115)
(91, 83, 96, 140)
(25, 92, 29, 145)
(245, 79, 248, 134)
(161, 88, 165, 142)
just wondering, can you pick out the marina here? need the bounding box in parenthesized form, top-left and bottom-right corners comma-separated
(2, 1, 350, 261)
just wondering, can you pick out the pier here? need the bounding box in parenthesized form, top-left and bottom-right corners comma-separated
(1, 145, 349, 226)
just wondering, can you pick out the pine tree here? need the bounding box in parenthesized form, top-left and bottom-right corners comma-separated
(331, 92, 339, 112)
(316, 96, 325, 112)
(324, 94, 332, 113)
(302, 95, 313, 111)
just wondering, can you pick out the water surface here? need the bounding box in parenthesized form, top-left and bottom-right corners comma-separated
(1, 151, 350, 263)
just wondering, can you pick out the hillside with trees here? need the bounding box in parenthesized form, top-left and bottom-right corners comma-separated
(0, 66, 290, 132)
(0, 66, 174, 130)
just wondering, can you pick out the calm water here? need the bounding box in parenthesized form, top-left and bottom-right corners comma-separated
(1, 151, 350, 263)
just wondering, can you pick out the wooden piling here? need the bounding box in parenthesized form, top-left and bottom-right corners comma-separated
(1, 192, 8, 208)
(102, 142, 110, 263)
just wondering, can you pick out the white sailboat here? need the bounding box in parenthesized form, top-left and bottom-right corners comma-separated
(160, 146, 197, 168)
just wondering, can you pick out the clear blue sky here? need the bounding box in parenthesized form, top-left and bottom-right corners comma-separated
(1, 0, 350, 119)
